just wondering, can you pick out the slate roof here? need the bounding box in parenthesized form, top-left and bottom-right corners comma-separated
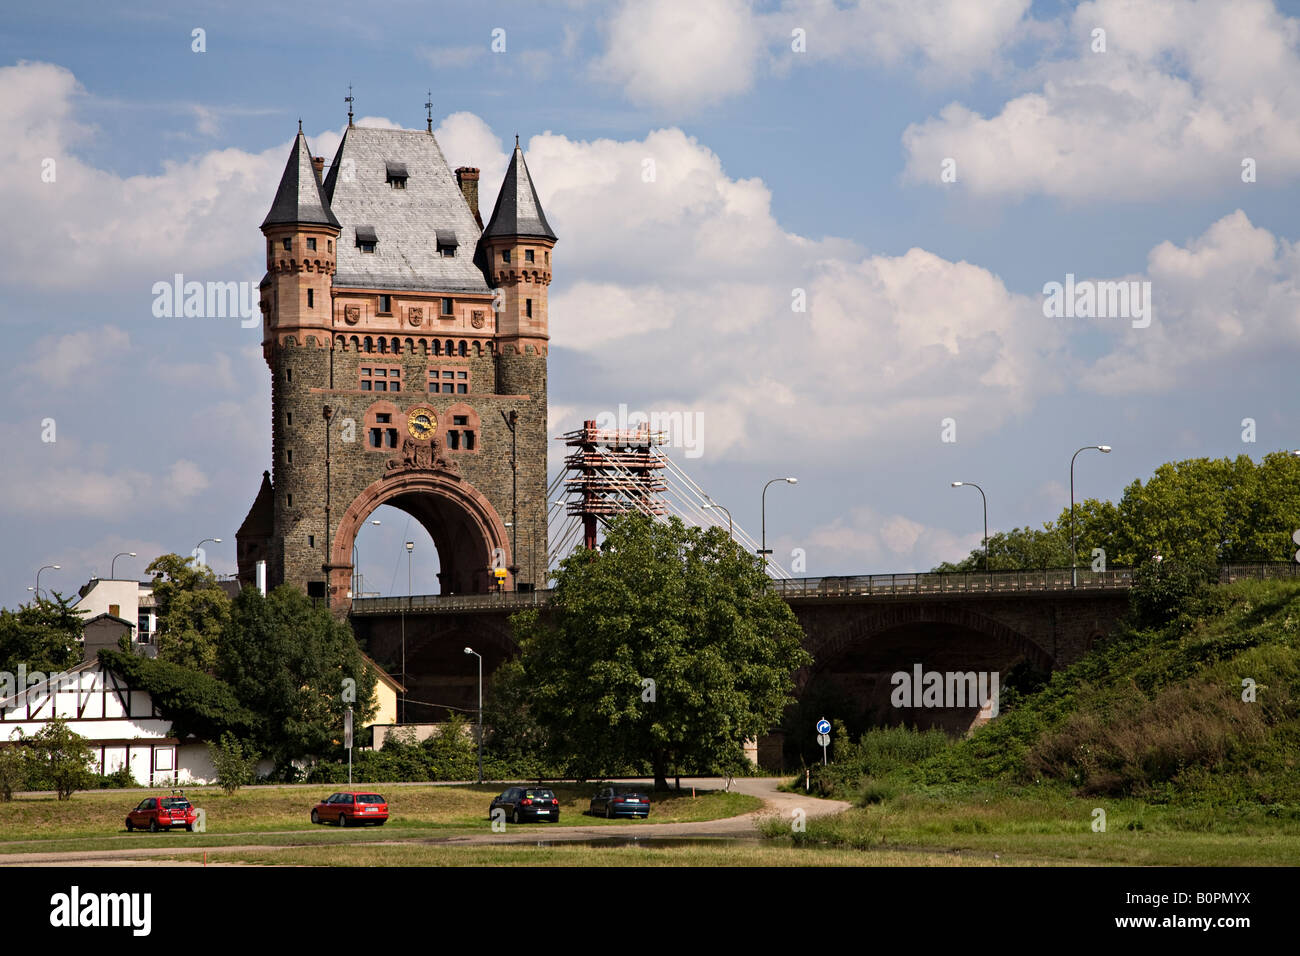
(323, 126, 492, 294)
(262, 131, 340, 230)
(482, 142, 556, 242)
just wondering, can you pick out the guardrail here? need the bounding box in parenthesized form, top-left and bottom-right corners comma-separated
(349, 563, 1300, 613)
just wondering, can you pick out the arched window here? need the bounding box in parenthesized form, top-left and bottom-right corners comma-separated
(335, 335, 346, 350)
(404, 337, 415, 353)
(445, 339, 455, 356)
(458, 340, 468, 356)
(350, 336, 360, 351)
(363, 336, 374, 353)
(432, 339, 442, 356)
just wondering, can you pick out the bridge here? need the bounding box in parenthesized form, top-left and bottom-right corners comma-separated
(349, 562, 1296, 768)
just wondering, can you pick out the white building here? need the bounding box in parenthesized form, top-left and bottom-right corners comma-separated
(73, 578, 158, 652)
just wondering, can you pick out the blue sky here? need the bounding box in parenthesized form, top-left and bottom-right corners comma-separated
(2, 0, 1299, 604)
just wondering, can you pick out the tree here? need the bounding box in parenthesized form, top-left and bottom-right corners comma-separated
(506, 514, 811, 790)
(25, 718, 95, 800)
(146, 554, 231, 673)
(217, 585, 377, 767)
(0, 743, 28, 801)
(0, 593, 85, 675)
(208, 733, 260, 795)
(98, 650, 258, 742)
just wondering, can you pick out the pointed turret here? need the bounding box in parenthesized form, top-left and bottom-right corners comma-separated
(482, 139, 556, 242)
(262, 130, 339, 229)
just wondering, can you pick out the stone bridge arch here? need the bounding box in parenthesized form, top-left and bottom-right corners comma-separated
(329, 470, 513, 607)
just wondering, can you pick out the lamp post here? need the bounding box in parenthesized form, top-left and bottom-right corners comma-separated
(35, 564, 60, 599)
(760, 477, 798, 573)
(703, 501, 733, 536)
(1070, 445, 1111, 586)
(402, 540, 413, 722)
(951, 482, 988, 572)
(193, 538, 221, 567)
(463, 646, 483, 784)
(111, 552, 137, 579)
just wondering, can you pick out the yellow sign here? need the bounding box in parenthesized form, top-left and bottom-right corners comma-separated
(493, 568, 507, 580)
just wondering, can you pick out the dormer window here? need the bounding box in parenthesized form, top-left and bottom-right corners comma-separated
(437, 229, 458, 258)
(356, 226, 377, 253)
(385, 161, 408, 189)
(378, 295, 392, 314)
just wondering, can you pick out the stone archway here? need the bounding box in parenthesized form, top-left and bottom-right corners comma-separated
(329, 469, 513, 606)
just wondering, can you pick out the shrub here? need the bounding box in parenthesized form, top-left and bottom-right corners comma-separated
(208, 734, 261, 795)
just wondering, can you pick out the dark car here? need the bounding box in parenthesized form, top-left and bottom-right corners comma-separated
(589, 785, 651, 819)
(310, 791, 389, 827)
(125, 791, 198, 832)
(488, 786, 560, 823)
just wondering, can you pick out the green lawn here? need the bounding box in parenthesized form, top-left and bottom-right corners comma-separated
(759, 788, 1300, 866)
(0, 783, 760, 854)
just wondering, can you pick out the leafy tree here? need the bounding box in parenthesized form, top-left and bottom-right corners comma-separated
(506, 514, 811, 790)
(0, 744, 27, 801)
(936, 452, 1300, 571)
(146, 554, 231, 673)
(98, 650, 257, 741)
(208, 733, 260, 795)
(25, 717, 95, 800)
(217, 585, 377, 767)
(0, 593, 85, 675)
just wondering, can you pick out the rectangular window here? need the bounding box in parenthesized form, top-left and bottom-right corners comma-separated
(525, 298, 533, 318)
(282, 238, 291, 251)
(441, 297, 453, 316)
(360, 366, 400, 391)
(287, 449, 293, 463)
(385, 428, 398, 448)
(525, 249, 534, 263)
(307, 288, 314, 308)
(448, 430, 460, 450)
(369, 427, 382, 448)
(288, 494, 294, 507)
(328, 240, 333, 253)
(286, 368, 292, 383)
(502, 249, 511, 263)
(453, 415, 468, 426)
(378, 295, 392, 314)
(465, 430, 475, 450)
(307, 237, 317, 251)
(287, 413, 292, 426)
(428, 367, 470, 394)
(308, 535, 315, 548)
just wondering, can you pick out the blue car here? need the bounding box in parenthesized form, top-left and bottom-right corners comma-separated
(589, 785, 651, 819)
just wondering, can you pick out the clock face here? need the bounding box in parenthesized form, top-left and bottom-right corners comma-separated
(406, 406, 437, 440)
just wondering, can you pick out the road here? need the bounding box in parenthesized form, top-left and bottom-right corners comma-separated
(0, 777, 849, 865)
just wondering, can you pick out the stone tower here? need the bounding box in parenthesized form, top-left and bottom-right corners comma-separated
(238, 121, 554, 607)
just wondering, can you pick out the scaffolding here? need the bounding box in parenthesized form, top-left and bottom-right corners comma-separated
(559, 420, 667, 549)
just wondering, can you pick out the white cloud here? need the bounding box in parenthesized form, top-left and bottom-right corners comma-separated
(591, 0, 765, 111)
(796, 506, 982, 574)
(27, 325, 130, 387)
(902, 0, 1300, 199)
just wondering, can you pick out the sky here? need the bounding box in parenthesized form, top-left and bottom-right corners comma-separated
(2, 0, 1299, 605)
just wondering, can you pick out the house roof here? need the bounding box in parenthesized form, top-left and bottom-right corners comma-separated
(481, 141, 556, 242)
(361, 653, 406, 693)
(262, 130, 340, 230)
(322, 126, 492, 294)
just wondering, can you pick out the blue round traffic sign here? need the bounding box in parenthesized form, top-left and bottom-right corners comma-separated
(815, 718, 831, 735)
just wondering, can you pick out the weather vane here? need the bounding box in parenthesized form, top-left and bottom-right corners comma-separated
(425, 90, 433, 133)
(345, 84, 354, 128)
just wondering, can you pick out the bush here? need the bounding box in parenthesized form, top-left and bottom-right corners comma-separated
(0, 746, 27, 800)
(1129, 556, 1218, 629)
(95, 766, 138, 789)
(208, 734, 260, 795)
(24, 718, 96, 800)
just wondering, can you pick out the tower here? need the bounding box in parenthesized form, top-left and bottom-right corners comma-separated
(238, 120, 556, 607)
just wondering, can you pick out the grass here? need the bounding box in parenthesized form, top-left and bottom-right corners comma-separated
(0, 783, 760, 853)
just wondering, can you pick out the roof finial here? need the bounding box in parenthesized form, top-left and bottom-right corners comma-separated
(345, 84, 355, 128)
(425, 90, 433, 133)
(298, 118, 303, 134)
(515, 133, 520, 149)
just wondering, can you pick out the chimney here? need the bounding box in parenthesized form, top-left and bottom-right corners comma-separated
(312, 156, 325, 178)
(456, 167, 482, 229)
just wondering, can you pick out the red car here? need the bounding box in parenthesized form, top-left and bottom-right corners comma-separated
(125, 791, 198, 832)
(311, 791, 389, 827)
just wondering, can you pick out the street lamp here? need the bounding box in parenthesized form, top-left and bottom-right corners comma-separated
(35, 564, 60, 599)
(703, 501, 733, 536)
(193, 538, 221, 567)
(463, 646, 483, 784)
(402, 541, 413, 722)
(951, 483, 988, 572)
(111, 552, 137, 578)
(760, 477, 798, 573)
(1070, 445, 1111, 586)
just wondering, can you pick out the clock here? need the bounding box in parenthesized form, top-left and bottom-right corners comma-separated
(406, 406, 437, 441)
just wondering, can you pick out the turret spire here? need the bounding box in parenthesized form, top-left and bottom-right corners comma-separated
(482, 137, 556, 242)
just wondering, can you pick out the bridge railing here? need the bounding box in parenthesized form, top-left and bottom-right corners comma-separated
(351, 590, 551, 615)
(770, 567, 1137, 599)
(349, 563, 1299, 613)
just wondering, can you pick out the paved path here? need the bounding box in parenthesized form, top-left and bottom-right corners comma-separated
(0, 778, 848, 865)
